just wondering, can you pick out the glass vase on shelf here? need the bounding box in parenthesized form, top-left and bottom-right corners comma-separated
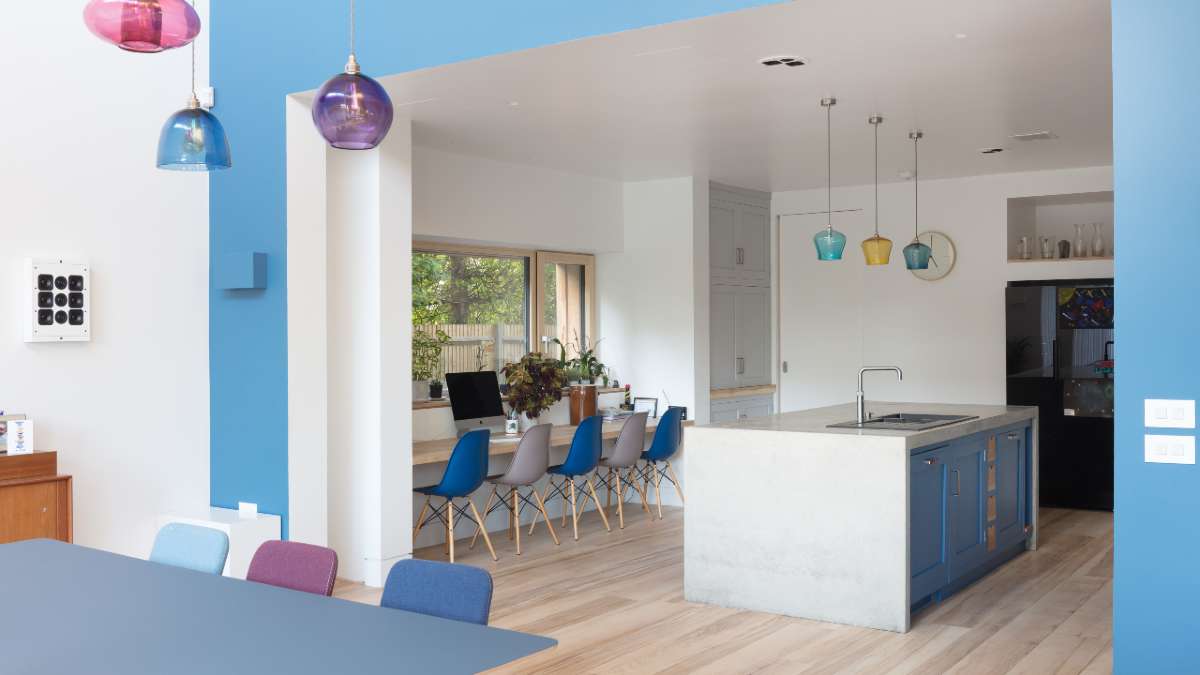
(1091, 223, 1106, 258)
(1074, 224, 1089, 258)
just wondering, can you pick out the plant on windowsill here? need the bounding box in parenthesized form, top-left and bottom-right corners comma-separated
(552, 333, 605, 385)
(502, 353, 567, 429)
(413, 329, 451, 400)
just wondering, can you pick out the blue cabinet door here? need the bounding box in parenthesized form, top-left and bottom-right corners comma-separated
(947, 438, 988, 581)
(910, 448, 948, 602)
(994, 426, 1028, 550)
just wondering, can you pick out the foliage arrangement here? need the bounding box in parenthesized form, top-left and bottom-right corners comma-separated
(413, 329, 451, 382)
(501, 353, 567, 419)
(552, 333, 605, 383)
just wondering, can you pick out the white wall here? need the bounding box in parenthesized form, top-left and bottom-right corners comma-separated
(0, 3, 210, 555)
(775, 165, 1113, 413)
(597, 176, 708, 507)
(414, 146, 624, 253)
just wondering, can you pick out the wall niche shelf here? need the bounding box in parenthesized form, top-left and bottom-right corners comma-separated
(1006, 191, 1113, 263)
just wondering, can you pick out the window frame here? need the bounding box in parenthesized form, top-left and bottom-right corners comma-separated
(411, 241, 597, 367)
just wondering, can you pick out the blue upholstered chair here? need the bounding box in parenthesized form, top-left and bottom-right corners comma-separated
(381, 559, 493, 625)
(541, 416, 611, 540)
(413, 429, 497, 563)
(638, 406, 686, 519)
(149, 523, 230, 575)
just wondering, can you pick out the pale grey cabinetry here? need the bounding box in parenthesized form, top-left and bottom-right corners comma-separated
(710, 190, 770, 287)
(711, 396, 775, 423)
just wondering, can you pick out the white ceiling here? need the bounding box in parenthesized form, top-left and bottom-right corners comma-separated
(377, 0, 1112, 192)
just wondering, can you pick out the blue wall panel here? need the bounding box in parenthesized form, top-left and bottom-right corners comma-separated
(1112, 2, 1200, 672)
(208, 1, 775, 535)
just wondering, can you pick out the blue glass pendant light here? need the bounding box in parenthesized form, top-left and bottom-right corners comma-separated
(156, 2, 230, 171)
(902, 130, 932, 269)
(813, 97, 847, 260)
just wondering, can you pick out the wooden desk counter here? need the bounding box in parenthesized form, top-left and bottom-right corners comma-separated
(412, 418, 689, 466)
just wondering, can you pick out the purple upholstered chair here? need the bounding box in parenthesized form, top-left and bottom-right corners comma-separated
(246, 540, 339, 596)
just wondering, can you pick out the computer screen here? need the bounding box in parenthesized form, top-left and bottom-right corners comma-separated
(445, 371, 506, 430)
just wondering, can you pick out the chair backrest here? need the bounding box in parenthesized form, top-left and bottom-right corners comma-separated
(644, 406, 684, 462)
(558, 415, 603, 476)
(380, 559, 493, 625)
(499, 423, 552, 485)
(246, 540, 338, 596)
(149, 523, 230, 575)
(607, 412, 648, 467)
(436, 429, 491, 497)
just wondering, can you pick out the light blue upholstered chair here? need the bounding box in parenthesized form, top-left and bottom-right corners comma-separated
(149, 523, 230, 575)
(380, 559, 493, 625)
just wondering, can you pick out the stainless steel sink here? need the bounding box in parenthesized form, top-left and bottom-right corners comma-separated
(827, 413, 978, 431)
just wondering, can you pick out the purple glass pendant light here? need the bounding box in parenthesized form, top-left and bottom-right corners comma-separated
(83, 0, 200, 53)
(313, 0, 394, 150)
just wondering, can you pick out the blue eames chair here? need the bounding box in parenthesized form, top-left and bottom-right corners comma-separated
(539, 416, 611, 540)
(412, 429, 497, 562)
(637, 406, 686, 519)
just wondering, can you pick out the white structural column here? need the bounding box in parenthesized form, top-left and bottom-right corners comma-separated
(286, 97, 414, 586)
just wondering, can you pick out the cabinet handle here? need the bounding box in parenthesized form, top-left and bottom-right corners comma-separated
(953, 469, 961, 496)
(736, 247, 744, 265)
(736, 357, 745, 375)
(924, 458, 938, 465)
(1006, 432, 1019, 440)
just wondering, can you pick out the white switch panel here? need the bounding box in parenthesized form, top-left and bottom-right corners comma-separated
(1144, 435, 1196, 464)
(1144, 399, 1196, 429)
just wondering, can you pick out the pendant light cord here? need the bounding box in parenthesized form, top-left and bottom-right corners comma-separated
(189, 0, 198, 101)
(826, 101, 832, 232)
(873, 120, 879, 237)
(350, 0, 356, 58)
(913, 133, 920, 240)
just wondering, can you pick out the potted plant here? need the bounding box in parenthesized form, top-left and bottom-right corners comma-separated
(501, 353, 567, 430)
(412, 329, 450, 400)
(428, 378, 444, 400)
(552, 333, 605, 384)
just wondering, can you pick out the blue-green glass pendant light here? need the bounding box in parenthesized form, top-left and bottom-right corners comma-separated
(813, 97, 847, 260)
(902, 130, 931, 269)
(157, 1, 231, 171)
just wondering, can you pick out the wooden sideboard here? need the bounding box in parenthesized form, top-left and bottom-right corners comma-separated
(0, 451, 72, 544)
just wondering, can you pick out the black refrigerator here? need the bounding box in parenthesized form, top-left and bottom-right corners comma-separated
(1006, 280, 1114, 511)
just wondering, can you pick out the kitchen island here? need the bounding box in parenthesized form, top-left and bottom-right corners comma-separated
(683, 402, 1038, 633)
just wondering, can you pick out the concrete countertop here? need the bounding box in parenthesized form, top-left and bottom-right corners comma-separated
(693, 401, 1038, 450)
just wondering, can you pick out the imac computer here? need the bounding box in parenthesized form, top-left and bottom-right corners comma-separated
(445, 371, 507, 435)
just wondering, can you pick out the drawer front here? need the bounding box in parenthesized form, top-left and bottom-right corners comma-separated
(0, 481, 60, 544)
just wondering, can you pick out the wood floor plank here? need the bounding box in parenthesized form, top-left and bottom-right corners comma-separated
(332, 506, 1113, 674)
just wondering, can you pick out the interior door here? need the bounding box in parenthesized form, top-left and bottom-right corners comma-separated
(778, 209, 870, 412)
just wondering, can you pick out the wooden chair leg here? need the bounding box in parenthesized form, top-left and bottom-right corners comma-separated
(512, 488, 521, 555)
(533, 489, 560, 546)
(470, 488, 495, 550)
(447, 499, 455, 562)
(616, 471, 626, 529)
(561, 478, 570, 528)
(666, 460, 685, 504)
(653, 463, 664, 519)
(469, 499, 498, 562)
(631, 468, 652, 515)
(568, 480, 580, 540)
(413, 496, 430, 543)
(606, 468, 613, 510)
(585, 478, 612, 532)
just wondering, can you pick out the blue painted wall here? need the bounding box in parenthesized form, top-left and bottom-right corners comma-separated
(1112, 2, 1200, 672)
(208, 1, 775, 534)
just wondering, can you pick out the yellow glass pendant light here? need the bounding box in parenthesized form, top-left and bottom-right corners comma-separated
(861, 114, 892, 265)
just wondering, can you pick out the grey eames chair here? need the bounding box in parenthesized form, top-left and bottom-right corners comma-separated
(597, 412, 652, 529)
(470, 423, 560, 555)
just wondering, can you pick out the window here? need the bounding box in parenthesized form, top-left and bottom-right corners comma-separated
(535, 252, 595, 360)
(412, 247, 530, 375)
(412, 243, 596, 378)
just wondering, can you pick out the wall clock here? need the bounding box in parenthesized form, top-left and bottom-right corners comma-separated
(910, 231, 956, 281)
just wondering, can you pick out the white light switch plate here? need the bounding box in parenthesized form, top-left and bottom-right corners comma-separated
(1144, 435, 1196, 464)
(1144, 399, 1196, 429)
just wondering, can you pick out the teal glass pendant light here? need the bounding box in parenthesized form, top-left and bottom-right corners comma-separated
(902, 130, 932, 270)
(156, 1, 230, 171)
(813, 97, 847, 260)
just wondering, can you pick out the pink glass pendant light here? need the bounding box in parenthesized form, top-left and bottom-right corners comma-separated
(84, 0, 200, 53)
(312, 0, 394, 150)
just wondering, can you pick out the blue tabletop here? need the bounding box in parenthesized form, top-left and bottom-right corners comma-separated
(0, 539, 554, 674)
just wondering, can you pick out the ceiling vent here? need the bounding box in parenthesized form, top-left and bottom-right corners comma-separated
(1010, 131, 1057, 142)
(759, 56, 806, 67)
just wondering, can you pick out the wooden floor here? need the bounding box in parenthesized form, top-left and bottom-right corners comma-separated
(334, 506, 1113, 674)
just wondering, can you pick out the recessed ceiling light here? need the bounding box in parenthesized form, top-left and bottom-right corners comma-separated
(980, 147, 1004, 154)
(954, 33, 968, 39)
(759, 55, 806, 67)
